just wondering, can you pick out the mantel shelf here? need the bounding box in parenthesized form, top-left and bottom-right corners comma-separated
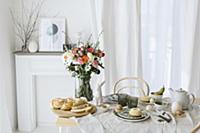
(14, 51, 64, 56)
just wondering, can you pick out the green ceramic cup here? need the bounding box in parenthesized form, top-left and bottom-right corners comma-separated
(117, 94, 129, 106)
(127, 96, 138, 108)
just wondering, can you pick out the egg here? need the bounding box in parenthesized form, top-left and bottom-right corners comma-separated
(146, 105, 153, 111)
(171, 102, 182, 114)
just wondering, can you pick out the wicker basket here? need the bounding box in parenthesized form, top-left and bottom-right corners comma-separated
(113, 77, 150, 96)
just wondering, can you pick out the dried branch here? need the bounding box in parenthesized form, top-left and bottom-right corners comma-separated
(10, 0, 44, 50)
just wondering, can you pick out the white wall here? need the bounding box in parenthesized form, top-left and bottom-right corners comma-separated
(13, 0, 93, 50)
(0, 0, 17, 130)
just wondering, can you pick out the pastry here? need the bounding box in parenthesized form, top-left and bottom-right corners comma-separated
(66, 98, 74, 106)
(71, 106, 93, 113)
(71, 104, 89, 110)
(140, 96, 151, 103)
(73, 98, 87, 107)
(115, 104, 123, 112)
(80, 97, 88, 102)
(61, 102, 72, 111)
(70, 98, 93, 113)
(129, 108, 142, 117)
(51, 98, 65, 109)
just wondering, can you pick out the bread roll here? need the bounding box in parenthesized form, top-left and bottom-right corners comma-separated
(66, 98, 74, 106)
(115, 104, 123, 113)
(61, 102, 72, 111)
(71, 106, 93, 113)
(51, 98, 65, 109)
(73, 98, 87, 107)
(71, 104, 89, 110)
(129, 108, 142, 117)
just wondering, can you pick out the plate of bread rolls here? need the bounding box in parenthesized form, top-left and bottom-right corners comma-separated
(50, 97, 96, 118)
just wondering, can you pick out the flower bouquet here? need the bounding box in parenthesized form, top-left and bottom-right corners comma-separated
(63, 36, 105, 101)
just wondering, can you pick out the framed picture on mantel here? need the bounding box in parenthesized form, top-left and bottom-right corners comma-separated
(39, 18, 65, 52)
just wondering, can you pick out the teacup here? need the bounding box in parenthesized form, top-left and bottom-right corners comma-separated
(127, 96, 138, 108)
(117, 93, 129, 106)
(117, 94, 138, 108)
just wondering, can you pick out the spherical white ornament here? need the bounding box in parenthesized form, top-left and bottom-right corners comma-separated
(171, 102, 182, 114)
(146, 105, 153, 111)
(28, 41, 38, 53)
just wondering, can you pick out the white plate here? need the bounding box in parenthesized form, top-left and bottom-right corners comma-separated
(113, 107, 150, 122)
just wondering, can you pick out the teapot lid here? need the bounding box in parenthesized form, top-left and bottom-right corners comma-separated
(175, 88, 187, 93)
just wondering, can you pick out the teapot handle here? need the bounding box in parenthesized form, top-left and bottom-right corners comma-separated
(189, 93, 195, 104)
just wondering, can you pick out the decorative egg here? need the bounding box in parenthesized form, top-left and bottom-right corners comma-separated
(146, 105, 153, 111)
(150, 98, 155, 104)
(28, 41, 38, 53)
(171, 102, 182, 114)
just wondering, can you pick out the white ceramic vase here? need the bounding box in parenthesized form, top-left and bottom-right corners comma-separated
(28, 41, 38, 53)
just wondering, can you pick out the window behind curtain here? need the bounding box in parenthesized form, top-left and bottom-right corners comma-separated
(141, 0, 189, 94)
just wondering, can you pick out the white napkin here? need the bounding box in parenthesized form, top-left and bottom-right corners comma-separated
(75, 114, 104, 133)
(150, 111, 177, 133)
(162, 113, 177, 133)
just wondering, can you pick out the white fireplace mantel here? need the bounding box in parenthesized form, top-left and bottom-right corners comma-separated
(15, 52, 75, 132)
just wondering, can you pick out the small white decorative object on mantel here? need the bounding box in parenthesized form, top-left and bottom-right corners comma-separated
(28, 40, 38, 53)
(39, 18, 65, 52)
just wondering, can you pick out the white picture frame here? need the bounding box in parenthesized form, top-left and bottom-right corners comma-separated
(39, 18, 65, 51)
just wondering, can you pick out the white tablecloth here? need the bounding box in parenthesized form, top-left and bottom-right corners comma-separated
(60, 105, 200, 133)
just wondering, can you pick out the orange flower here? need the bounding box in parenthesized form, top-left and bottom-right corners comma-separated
(72, 48, 79, 55)
(82, 55, 89, 64)
(64, 55, 68, 60)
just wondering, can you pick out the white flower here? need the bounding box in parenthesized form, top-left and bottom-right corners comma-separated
(87, 53, 94, 62)
(75, 66, 79, 71)
(85, 65, 91, 71)
(63, 51, 74, 64)
(66, 51, 74, 59)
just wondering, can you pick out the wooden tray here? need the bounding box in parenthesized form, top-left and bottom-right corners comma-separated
(51, 105, 97, 118)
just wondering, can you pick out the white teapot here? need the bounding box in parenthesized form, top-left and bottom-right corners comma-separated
(169, 88, 195, 110)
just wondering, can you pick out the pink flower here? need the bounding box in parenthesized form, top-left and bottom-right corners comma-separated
(99, 52, 105, 57)
(80, 46, 85, 51)
(87, 47, 94, 53)
(92, 60, 99, 68)
(72, 48, 78, 55)
(95, 50, 105, 57)
(77, 57, 84, 64)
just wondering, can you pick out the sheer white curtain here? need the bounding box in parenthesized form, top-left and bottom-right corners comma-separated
(90, 0, 142, 94)
(189, 1, 200, 96)
(141, 0, 199, 95)
(90, 0, 200, 96)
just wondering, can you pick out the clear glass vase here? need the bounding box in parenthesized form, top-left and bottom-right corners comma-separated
(75, 75, 93, 101)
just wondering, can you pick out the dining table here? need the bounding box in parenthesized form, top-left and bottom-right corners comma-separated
(55, 98, 200, 133)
